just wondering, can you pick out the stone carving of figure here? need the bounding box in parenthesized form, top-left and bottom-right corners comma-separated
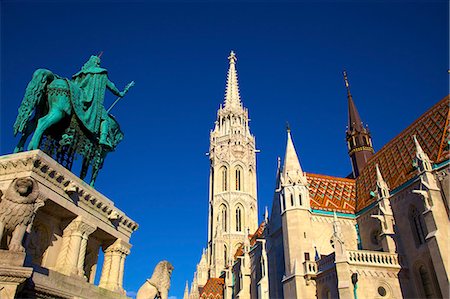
(0, 178, 44, 252)
(136, 260, 174, 299)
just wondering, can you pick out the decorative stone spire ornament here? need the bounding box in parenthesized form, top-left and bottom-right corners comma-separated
(371, 165, 397, 252)
(413, 135, 433, 172)
(375, 164, 390, 200)
(183, 281, 189, 299)
(343, 70, 374, 178)
(224, 51, 242, 111)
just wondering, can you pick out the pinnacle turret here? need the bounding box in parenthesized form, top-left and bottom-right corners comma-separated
(375, 164, 390, 199)
(282, 128, 306, 186)
(224, 51, 242, 110)
(183, 281, 189, 299)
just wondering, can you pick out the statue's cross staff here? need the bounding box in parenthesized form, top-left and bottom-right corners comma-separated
(106, 81, 135, 113)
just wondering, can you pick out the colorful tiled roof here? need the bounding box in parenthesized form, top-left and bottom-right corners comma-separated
(199, 278, 224, 299)
(307, 173, 356, 214)
(356, 96, 450, 212)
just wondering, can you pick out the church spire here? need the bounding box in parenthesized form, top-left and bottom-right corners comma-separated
(282, 127, 307, 186)
(343, 70, 374, 178)
(224, 51, 242, 110)
(344, 70, 364, 132)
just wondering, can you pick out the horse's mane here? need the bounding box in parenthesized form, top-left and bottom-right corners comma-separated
(14, 69, 54, 135)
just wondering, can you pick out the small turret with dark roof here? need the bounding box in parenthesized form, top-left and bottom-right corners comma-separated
(343, 70, 374, 178)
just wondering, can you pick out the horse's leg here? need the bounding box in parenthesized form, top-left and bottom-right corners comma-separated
(28, 109, 64, 151)
(80, 157, 89, 180)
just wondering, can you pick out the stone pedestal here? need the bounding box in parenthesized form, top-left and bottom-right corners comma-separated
(0, 251, 33, 299)
(0, 150, 138, 299)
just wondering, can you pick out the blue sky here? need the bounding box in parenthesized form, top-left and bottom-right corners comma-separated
(1, 1, 448, 298)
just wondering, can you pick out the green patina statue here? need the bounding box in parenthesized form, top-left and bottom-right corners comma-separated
(13, 55, 134, 186)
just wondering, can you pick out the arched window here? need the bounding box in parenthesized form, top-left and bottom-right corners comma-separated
(290, 194, 294, 206)
(221, 205, 227, 232)
(299, 194, 302, 206)
(410, 206, 426, 246)
(236, 206, 242, 232)
(235, 168, 242, 191)
(221, 166, 228, 191)
(419, 265, 435, 298)
(224, 245, 228, 266)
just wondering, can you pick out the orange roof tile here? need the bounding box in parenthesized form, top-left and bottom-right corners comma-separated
(200, 278, 224, 299)
(307, 173, 356, 214)
(356, 95, 450, 212)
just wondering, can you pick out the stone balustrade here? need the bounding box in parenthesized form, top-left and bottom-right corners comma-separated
(303, 260, 318, 276)
(346, 250, 400, 268)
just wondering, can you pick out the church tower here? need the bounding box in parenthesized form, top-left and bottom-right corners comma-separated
(207, 51, 258, 278)
(279, 128, 315, 298)
(344, 71, 374, 178)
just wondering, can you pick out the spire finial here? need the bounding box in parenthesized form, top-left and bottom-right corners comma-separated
(342, 70, 350, 94)
(224, 51, 241, 109)
(286, 121, 291, 133)
(228, 50, 237, 64)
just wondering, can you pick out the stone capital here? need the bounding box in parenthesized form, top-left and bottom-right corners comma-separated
(64, 216, 96, 236)
(105, 238, 131, 256)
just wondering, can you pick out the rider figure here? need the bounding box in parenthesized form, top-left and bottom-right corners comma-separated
(72, 55, 125, 147)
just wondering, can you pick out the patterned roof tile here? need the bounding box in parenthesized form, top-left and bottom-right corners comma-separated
(200, 278, 224, 299)
(355, 96, 449, 211)
(307, 173, 356, 214)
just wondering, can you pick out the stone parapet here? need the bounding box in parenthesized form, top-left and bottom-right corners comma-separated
(346, 250, 401, 268)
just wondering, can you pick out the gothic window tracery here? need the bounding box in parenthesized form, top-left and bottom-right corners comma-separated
(221, 166, 228, 191)
(220, 204, 227, 232)
(224, 245, 228, 265)
(235, 167, 242, 191)
(236, 206, 243, 232)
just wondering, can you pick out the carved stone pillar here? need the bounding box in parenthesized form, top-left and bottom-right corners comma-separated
(99, 239, 131, 293)
(55, 216, 96, 278)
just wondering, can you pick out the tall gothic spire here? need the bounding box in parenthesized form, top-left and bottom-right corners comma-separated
(344, 70, 364, 132)
(224, 51, 242, 110)
(343, 70, 374, 178)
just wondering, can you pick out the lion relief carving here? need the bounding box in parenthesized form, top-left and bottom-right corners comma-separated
(136, 260, 174, 299)
(0, 178, 44, 252)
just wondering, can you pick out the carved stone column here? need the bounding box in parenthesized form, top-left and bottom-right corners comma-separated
(55, 216, 96, 278)
(99, 239, 131, 293)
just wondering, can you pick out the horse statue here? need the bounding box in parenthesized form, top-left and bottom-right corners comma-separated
(136, 260, 174, 299)
(13, 55, 134, 186)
